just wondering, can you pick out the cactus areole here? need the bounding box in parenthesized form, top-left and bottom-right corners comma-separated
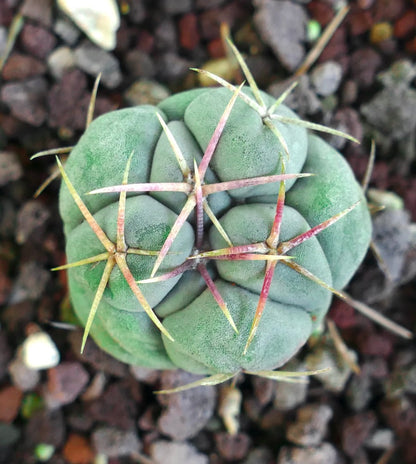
(59, 84, 372, 380)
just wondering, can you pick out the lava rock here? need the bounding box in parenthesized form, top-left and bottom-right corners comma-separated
(151, 441, 208, 464)
(74, 41, 122, 89)
(0, 151, 22, 186)
(0, 385, 23, 422)
(8, 261, 50, 304)
(254, 0, 307, 71)
(341, 412, 377, 458)
(215, 432, 251, 461)
(8, 356, 40, 391)
(24, 409, 66, 449)
(92, 426, 141, 458)
(2, 53, 46, 80)
(159, 0, 192, 15)
(157, 370, 216, 441)
(20, 23, 56, 59)
(87, 381, 137, 430)
(45, 362, 89, 408)
(350, 48, 382, 88)
(68, 330, 128, 377)
(20, 0, 53, 27)
(311, 61, 343, 96)
(277, 442, 338, 464)
(16, 200, 50, 244)
(286, 404, 333, 446)
(1, 77, 48, 126)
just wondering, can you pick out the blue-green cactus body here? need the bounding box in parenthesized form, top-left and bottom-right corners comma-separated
(60, 86, 372, 375)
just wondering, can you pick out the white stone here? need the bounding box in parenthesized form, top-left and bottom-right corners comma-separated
(57, 0, 120, 50)
(21, 332, 60, 370)
(47, 46, 76, 79)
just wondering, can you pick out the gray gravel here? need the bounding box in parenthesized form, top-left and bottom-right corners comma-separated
(157, 370, 216, 440)
(74, 41, 122, 89)
(92, 426, 141, 457)
(151, 440, 208, 464)
(286, 404, 333, 446)
(311, 61, 343, 96)
(277, 442, 338, 464)
(254, 0, 307, 71)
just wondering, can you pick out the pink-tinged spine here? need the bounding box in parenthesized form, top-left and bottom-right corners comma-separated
(89, 182, 191, 195)
(202, 172, 311, 195)
(193, 160, 204, 249)
(198, 264, 238, 333)
(115, 253, 173, 341)
(244, 260, 277, 354)
(150, 195, 196, 278)
(278, 202, 359, 255)
(198, 83, 243, 180)
(267, 179, 286, 249)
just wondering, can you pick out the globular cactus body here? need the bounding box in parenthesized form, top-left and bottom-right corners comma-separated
(59, 84, 372, 379)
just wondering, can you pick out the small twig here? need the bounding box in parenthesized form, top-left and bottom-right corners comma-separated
(370, 240, 394, 281)
(295, 5, 349, 77)
(130, 451, 156, 464)
(0, 13, 24, 71)
(327, 319, 360, 375)
(375, 446, 396, 464)
(86, 73, 102, 128)
(362, 140, 376, 193)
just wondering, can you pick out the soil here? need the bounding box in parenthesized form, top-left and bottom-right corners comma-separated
(0, 1, 416, 463)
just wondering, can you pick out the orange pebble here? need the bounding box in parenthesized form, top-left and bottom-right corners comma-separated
(63, 434, 94, 464)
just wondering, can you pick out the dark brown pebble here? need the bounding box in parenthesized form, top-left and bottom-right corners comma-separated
(20, 0, 53, 27)
(2, 53, 46, 80)
(372, 0, 405, 22)
(394, 10, 416, 38)
(0, 385, 23, 422)
(20, 23, 57, 59)
(157, 370, 216, 441)
(341, 411, 377, 457)
(86, 381, 138, 430)
(0, 331, 12, 381)
(1, 78, 48, 126)
(307, 0, 334, 27)
(207, 38, 225, 58)
(179, 13, 200, 51)
(215, 432, 251, 461)
(24, 409, 66, 449)
(0, 2, 14, 26)
(45, 362, 89, 407)
(318, 27, 348, 62)
(348, 10, 374, 36)
(68, 330, 128, 378)
(47, 69, 88, 130)
(350, 47, 382, 87)
(356, 331, 394, 358)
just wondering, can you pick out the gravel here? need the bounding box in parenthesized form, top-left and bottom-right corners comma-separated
(277, 442, 338, 464)
(311, 61, 343, 96)
(254, 0, 307, 71)
(0, 1, 415, 462)
(0, 151, 22, 186)
(1, 78, 48, 126)
(157, 370, 216, 440)
(74, 41, 122, 88)
(286, 404, 333, 446)
(92, 426, 141, 457)
(151, 440, 208, 464)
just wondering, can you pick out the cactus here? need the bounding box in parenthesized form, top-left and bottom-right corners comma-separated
(55, 43, 377, 390)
